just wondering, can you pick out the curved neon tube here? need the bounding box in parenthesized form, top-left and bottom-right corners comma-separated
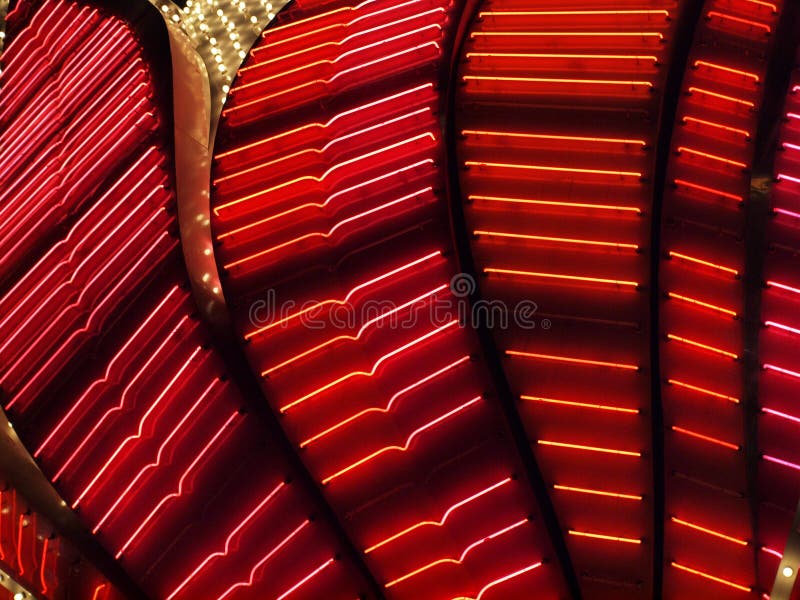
(451, 562, 543, 600)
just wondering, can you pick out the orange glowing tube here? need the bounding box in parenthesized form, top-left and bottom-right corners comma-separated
(682, 116, 750, 138)
(462, 130, 647, 146)
(385, 519, 528, 588)
(677, 147, 747, 168)
(673, 178, 743, 202)
(741, 0, 777, 10)
(521, 395, 639, 414)
(707, 11, 771, 32)
(366, 477, 512, 553)
(465, 52, 659, 63)
(666, 334, 739, 359)
(466, 160, 641, 178)
(321, 396, 482, 484)
(687, 87, 755, 108)
(671, 562, 751, 593)
(671, 426, 740, 450)
(470, 31, 664, 40)
(92, 584, 107, 600)
(279, 320, 458, 413)
(261, 284, 447, 375)
(553, 485, 642, 501)
(667, 292, 738, 317)
(487, 268, 639, 288)
(469, 194, 641, 214)
(474, 230, 639, 250)
(508, 350, 638, 371)
(538, 440, 641, 457)
(464, 75, 653, 89)
(667, 379, 739, 403)
(301, 356, 470, 448)
(693, 60, 760, 82)
(568, 530, 641, 544)
(479, 9, 670, 16)
(246, 251, 441, 340)
(668, 251, 739, 276)
(671, 517, 748, 545)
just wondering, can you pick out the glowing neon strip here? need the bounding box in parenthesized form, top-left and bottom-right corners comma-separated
(673, 178, 743, 202)
(40, 536, 49, 594)
(668, 251, 739, 275)
(116, 412, 238, 558)
(92, 584, 107, 600)
(466, 160, 641, 177)
(762, 546, 783, 559)
(568, 530, 641, 544)
(279, 321, 458, 413)
(763, 407, 800, 425)
(767, 281, 800, 296)
(667, 334, 738, 359)
(462, 130, 647, 146)
(671, 562, 751, 592)
(465, 52, 659, 63)
(740, 0, 777, 10)
(167, 482, 286, 600)
(480, 9, 670, 16)
(262, 284, 447, 375)
(778, 172, 800, 184)
(671, 517, 748, 545)
(706, 11, 771, 33)
(475, 230, 639, 250)
(365, 477, 512, 553)
(693, 60, 760, 82)
(386, 520, 527, 588)
(763, 454, 800, 471)
(553, 485, 642, 500)
(687, 87, 755, 107)
(470, 31, 664, 39)
(216, 520, 311, 600)
(246, 251, 440, 339)
(464, 75, 653, 89)
(452, 562, 543, 600)
(667, 292, 737, 317)
(677, 146, 747, 168)
(301, 356, 470, 448)
(322, 396, 482, 484)
(508, 350, 638, 370)
(774, 207, 800, 222)
(766, 321, 800, 336)
(764, 364, 800, 379)
(538, 440, 641, 457)
(671, 426, 740, 450)
(470, 194, 641, 213)
(521, 395, 639, 414)
(682, 116, 750, 138)
(487, 268, 639, 288)
(667, 379, 739, 403)
(276, 558, 334, 600)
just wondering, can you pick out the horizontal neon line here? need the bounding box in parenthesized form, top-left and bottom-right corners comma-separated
(321, 396, 482, 484)
(475, 230, 639, 250)
(673, 178, 743, 202)
(277, 558, 334, 600)
(707, 10, 771, 33)
(677, 146, 747, 168)
(465, 52, 659, 62)
(766, 321, 800, 336)
(469, 194, 641, 214)
(568, 530, 641, 544)
(763, 407, 800, 425)
(508, 350, 638, 370)
(487, 268, 639, 288)
(667, 379, 739, 403)
(470, 31, 664, 39)
(521, 395, 639, 414)
(300, 356, 470, 448)
(682, 116, 750, 138)
(767, 280, 800, 295)
(671, 562, 751, 593)
(774, 207, 800, 220)
(538, 440, 641, 457)
(365, 477, 511, 553)
(667, 334, 739, 359)
(764, 454, 800, 471)
(740, 0, 777, 10)
(668, 251, 739, 275)
(668, 292, 738, 317)
(480, 9, 670, 16)
(763, 364, 800, 379)
(688, 87, 755, 107)
(778, 172, 800, 184)
(671, 426, 740, 450)
(693, 60, 760, 82)
(462, 129, 646, 146)
(671, 517, 748, 545)
(466, 160, 641, 177)
(553, 484, 642, 500)
(464, 75, 653, 88)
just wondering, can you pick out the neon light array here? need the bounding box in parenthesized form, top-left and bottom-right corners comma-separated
(0, 2, 367, 598)
(456, 1, 683, 595)
(211, 0, 568, 597)
(756, 63, 800, 595)
(658, 0, 781, 596)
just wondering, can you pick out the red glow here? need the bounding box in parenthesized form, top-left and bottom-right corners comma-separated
(667, 379, 739, 403)
(475, 230, 639, 250)
(507, 350, 639, 370)
(487, 268, 639, 288)
(553, 485, 642, 501)
(706, 11, 771, 33)
(671, 426, 740, 451)
(538, 440, 641, 457)
(667, 292, 738, 317)
(687, 87, 755, 108)
(521, 395, 639, 414)
(457, 562, 543, 600)
(671, 562, 751, 593)
(693, 60, 760, 82)
(470, 194, 641, 214)
(671, 517, 748, 545)
(568, 530, 641, 544)
(666, 334, 739, 359)
(668, 251, 739, 276)
(466, 160, 642, 178)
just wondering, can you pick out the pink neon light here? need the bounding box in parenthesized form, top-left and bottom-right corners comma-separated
(762, 408, 800, 425)
(764, 364, 800, 380)
(763, 454, 800, 472)
(765, 321, 800, 336)
(276, 558, 334, 600)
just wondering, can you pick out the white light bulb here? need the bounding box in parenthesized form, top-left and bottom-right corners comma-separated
(783, 566, 794, 578)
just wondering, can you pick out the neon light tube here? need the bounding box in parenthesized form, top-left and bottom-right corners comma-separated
(465, 161, 642, 178)
(666, 334, 739, 359)
(706, 11, 771, 33)
(778, 172, 800, 184)
(765, 321, 800, 336)
(553, 485, 642, 500)
(462, 130, 647, 146)
(763, 407, 800, 425)
(762, 547, 783, 559)
(279, 320, 459, 413)
(276, 558, 334, 600)
(464, 76, 653, 89)
(470, 31, 664, 40)
(301, 356, 470, 448)
(365, 477, 511, 553)
(538, 440, 641, 457)
(763, 454, 800, 472)
(682, 116, 750, 138)
(568, 530, 641, 544)
(667, 292, 738, 317)
(487, 268, 639, 288)
(671, 517, 748, 545)
(671, 562, 751, 592)
(475, 230, 639, 250)
(766, 281, 800, 296)
(668, 251, 739, 276)
(322, 396, 482, 484)
(677, 146, 747, 168)
(687, 87, 755, 108)
(465, 52, 659, 63)
(453, 562, 542, 600)
(693, 60, 760, 82)
(480, 9, 670, 16)
(671, 426, 740, 450)
(764, 364, 800, 379)
(667, 379, 739, 403)
(508, 350, 638, 370)
(521, 395, 639, 414)
(775, 207, 800, 221)
(470, 194, 641, 214)
(673, 178, 743, 202)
